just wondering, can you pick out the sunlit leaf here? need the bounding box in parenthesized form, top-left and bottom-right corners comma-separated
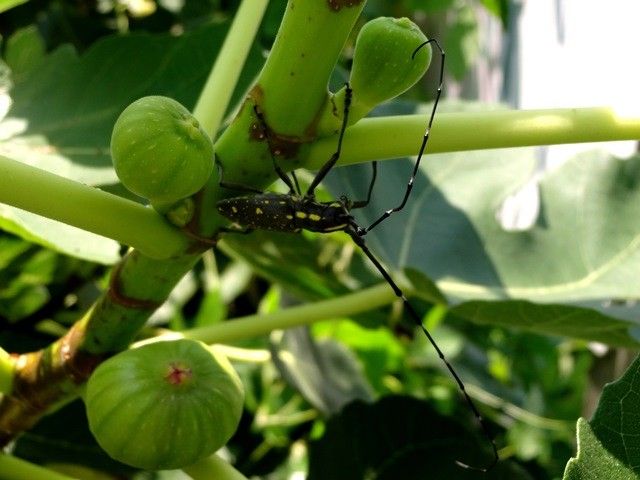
(564, 355, 640, 479)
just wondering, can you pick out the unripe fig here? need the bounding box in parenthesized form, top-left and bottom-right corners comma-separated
(85, 339, 244, 471)
(349, 17, 432, 118)
(111, 96, 214, 206)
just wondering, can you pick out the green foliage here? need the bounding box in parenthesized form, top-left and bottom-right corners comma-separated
(308, 396, 531, 479)
(0, 206, 121, 264)
(0, 232, 104, 349)
(444, 3, 479, 80)
(2, 23, 261, 186)
(4, 26, 45, 78)
(271, 328, 374, 416)
(326, 144, 640, 344)
(564, 356, 640, 479)
(479, 0, 510, 28)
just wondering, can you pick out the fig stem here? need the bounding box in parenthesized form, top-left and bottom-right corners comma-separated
(0, 454, 75, 480)
(182, 453, 249, 480)
(193, 0, 269, 138)
(199, 1, 366, 236)
(0, 155, 190, 260)
(305, 106, 640, 170)
(184, 282, 397, 345)
(0, 107, 638, 254)
(254, 0, 365, 135)
(0, 107, 639, 256)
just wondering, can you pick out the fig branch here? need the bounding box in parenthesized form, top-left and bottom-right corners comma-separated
(252, 0, 366, 134)
(193, 0, 269, 137)
(0, 0, 268, 444)
(306, 107, 640, 169)
(0, 154, 190, 259)
(0, 454, 76, 480)
(183, 282, 398, 344)
(1, 106, 640, 253)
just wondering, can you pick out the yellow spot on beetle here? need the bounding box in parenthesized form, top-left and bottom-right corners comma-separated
(295, 211, 307, 219)
(286, 215, 293, 220)
(231, 206, 238, 213)
(309, 214, 321, 221)
(256, 208, 263, 214)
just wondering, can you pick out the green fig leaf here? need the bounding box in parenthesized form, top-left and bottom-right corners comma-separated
(564, 355, 640, 479)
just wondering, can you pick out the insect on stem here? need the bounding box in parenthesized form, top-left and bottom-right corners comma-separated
(217, 37, 499, 472)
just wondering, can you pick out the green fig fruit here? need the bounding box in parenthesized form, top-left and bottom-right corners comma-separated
(111, 96, 214, 206)
(85, 339, 244, 470)
(348, 17, 432, 119)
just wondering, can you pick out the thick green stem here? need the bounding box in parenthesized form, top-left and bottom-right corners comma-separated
(0, 155, 189, 259)
(256, 0, 365, 134)
(0, 454, 75, 480)
(2, 108, 638, 250)
(79, 251, 201, 352)
(193, 0, 269, 137)
(184, 283, 396, 344)
(196, 0, 366, 235)
(306, 107, 640, 168)
(183, 454, 249, 480)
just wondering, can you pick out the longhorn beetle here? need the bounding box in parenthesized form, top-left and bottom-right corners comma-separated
(216, 39, 499, 472)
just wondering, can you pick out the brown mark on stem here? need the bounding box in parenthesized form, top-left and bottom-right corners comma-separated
(247, 84, 328, 164)
(107, 261, 163, 310)
(327, 0, 363, 12)
(248, 85, 307, 160)
(181, 227, 218, 249)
